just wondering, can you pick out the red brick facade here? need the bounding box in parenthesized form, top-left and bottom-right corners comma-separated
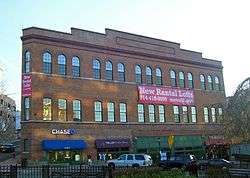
(21, 27, 226, 161)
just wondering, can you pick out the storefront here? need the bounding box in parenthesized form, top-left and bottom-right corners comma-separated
(95, 139, 131, 160)
(42, 139, 87, 163)
(205, 135, 228, 159)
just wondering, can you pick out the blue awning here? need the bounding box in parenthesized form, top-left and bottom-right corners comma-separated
(42, 140, 87, 151)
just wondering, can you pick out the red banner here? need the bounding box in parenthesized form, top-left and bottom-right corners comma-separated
(22, 74, 32, 96)
(138, 86, 194, 105)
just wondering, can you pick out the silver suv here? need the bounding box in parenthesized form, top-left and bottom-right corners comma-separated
(107, 154, 153, 168)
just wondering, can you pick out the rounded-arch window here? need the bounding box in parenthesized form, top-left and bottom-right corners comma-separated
(72, 56, 80, 77)
(118, 63, 125, 82)
(214, 76, 220, 90)
(93, 59, 101, 79)
(135, 65, 142, 83)
(58, 54, 66, 75)
(146, 66, 152, 84)
(200, 74, 206, 90)
(105, 61, 113, 80)
(208, 75, 213, 90)
(179, 71, 185, 88)
(42, 52, 52, 74)
(156, 68, 162, 85)
(170, 70, 177, 87)
(187, 72, 193, 88)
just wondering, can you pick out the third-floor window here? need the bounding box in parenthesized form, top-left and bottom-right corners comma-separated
(170, 70, 177, 87)
(117, 63, 125, 82)
(42, 52, 52, 74)
(200, 74, 206, 90)
(179, 71, 185, 88)
(105, 61, 113, 80)
(214, 76, 220, 90)
(146, 66, 152, 84)
(208, 75, 213, 90)
(24, 51, 31, 73)
(135, 65, 142, 84)
(72, 56, 80, 77)
(93, 59, 101, 79)
(156, 68, 162, 85)
(187, 72, 193, 89)
(58, 54, 66, 75)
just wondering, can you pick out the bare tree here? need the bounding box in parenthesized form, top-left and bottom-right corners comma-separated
(223, 77, 250, 144)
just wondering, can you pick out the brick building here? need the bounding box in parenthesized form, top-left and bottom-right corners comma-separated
(21, 27, 226, 163)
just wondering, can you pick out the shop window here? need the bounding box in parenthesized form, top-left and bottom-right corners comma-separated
(148, 105, 155, 122)
(182, 106, 189, 123)
(135, 65, 142, 84)
(211, 107, 216, 122)
(137, 104, 144, 122)
(173, 106, 180, 123)
(24, 51, 31, 73)
(203, 107, 209, 123)
(58, 54, 66, 75)
(191, 106, 197, 123)
(159, 105, 165, 122)
(58, 99, 67, 121)
(200, 74, 206, 90)
(105, 61, 113, 80)
(117, 63, 125, 82)
(207, 75, 213, 90)
(42, 52, 52, 74)
(72, 56, 80, 77)
(119, 103, 127, 122)
(170, 70, 177, 87)
(214, 76, 220, 90)
(93, 59, 101, 79)
(24, 97, 30, 121)
(107, 102, 115, 122)
(146, 66, 152, 84)
(94, 101, 102, 122)
(156, 68, 162, 85)
(179, 71, 185, 88)
(187, 72, 193, 89)
(43, 98, 52, 120)
(73, 100, 81, 121)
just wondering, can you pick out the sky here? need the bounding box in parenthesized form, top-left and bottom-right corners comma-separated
(0, 0, 249, 110)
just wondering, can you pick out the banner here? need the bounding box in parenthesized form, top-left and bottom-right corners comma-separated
(22, 74, 32, 96)
(138, 85, 194, 105)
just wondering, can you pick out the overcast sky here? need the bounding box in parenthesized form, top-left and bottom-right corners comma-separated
(0, 0, 249, 109)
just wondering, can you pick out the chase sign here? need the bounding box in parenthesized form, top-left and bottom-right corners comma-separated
(51, 129, 77, 135)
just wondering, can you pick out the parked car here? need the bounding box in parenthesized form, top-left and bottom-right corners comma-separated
(107, 154, 153, 168)
(198, 159, 232, 168)
(159, 154, 197, 169)
(0, 144, 16, 153)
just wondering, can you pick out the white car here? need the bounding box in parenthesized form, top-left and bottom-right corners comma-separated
(107, 154, 153, 168)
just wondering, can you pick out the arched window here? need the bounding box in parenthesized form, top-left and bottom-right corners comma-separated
(73, 100, 81, 121)
(179, 71, 185, 88)
(200, 74, 206, 90)
(156, 68, 162, 85)
(146, 66, 152, 84)
(214, 76, 220, 90)
(187, 72, 193, 88)
(58, 54, 66, 75)
(170, 70, 177, 87)
(42, 52, 52, 74)
(72, 57, 80, 77)
(105, 61, 113, 80)
(93, 59, 100, 79)
(24, 51, 31, 73)
(117, 63, 125, 82)
(135, 65, 142, 84)
(207, 75, 213, 90)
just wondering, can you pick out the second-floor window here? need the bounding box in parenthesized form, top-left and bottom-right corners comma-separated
(105, 61, 113, 80)
(24, 97, 30, 120)
(135, 65, 142, 84)
(156, 68, 162, 85)
(117, 63, 125, 82)
(211, 107, 216, 122)
(119, 103, 127, 122)
(187, 72, 193, 88)
(43, 52, 52, 74)
(191, 106, 197, 123)
(73, 100, 81, 121)
(159, 105, 165, 122)
(173, 106, 180, 123)
(179, 72, 185, 88)
(58, 54, 66, 75)
(24, 51, 31, 73)
(72, 56, 80, 77)
(58, 99, 67, 121)
(107, 102, 115, 122)
(94, 101, 102, 122)
(208, 75, 213, 90)
(200, 74, 206, 90)
(204, 107, 209, 123)
(170, 70, 177, 87)
(137, 104, 144, 122)
(182, 106, 188, 123)
(43, 98, 52, 120)
(93, 59, 101, 79)
(146, 66, 152, 84)
(148, 105, 155, 122)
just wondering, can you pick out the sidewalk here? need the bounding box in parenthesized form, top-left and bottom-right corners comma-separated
(0, 154, 20, 166)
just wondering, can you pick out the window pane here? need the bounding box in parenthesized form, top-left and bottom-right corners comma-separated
(120, 103, 126, 122)
(43, 98, 51, 120)
(108, 102, 115, 122)
(58, 99, 66, 121)
(73, 100, 81, 121)
(159, 105, 165, 123)
(170, 70, 176, 87)
(135, 65, 141, 74)
(43, 52, 52, 74)
(156, 68, 162, 85)
(58, 55, 66, 64)
(95, 101, 102, 122)
(191, 106, 196, 123)
(173, 106, 180, 123)
(43, 52, 51, 63)
(200, 75, 206, 90)
(182, 106, 188, 123)
(208, 75, 213, 90)
(137, 104, 144, 122)
(204, 107, 209, 123)
(211, 107, 216, 122)
(118, 63, 124, 72)
(118, 63, 125, 82)
(24, 97, 30, 120)
(93, 59, 100, 69)
(105, 62, 113, 80)
(148, 105, 155, 122)
(72, 57, 80, 66)
(187, 73, 193, 88)
(214, 76, 220, 90)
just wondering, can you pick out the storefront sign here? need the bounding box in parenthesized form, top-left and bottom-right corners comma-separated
(22, 74, 32, 96)
(51, 129, 77, 135)
(138, 86, 194, 105)
(95, 139, 130, 149)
